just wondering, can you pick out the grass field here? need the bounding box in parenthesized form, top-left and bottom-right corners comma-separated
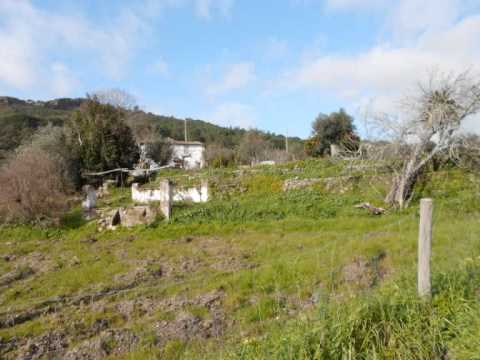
(1, 159, 480, 359)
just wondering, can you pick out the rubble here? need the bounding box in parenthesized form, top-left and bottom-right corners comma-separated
(97, 206, 158, 230)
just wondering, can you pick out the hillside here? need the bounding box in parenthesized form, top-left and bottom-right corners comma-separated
(1, 159, 480, 359)
(0, 96, 303, 161)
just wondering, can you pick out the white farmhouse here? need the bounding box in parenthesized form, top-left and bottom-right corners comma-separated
(168, 139, 206, 170)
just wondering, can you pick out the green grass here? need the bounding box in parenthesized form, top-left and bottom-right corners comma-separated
(1, 159, 480, 359)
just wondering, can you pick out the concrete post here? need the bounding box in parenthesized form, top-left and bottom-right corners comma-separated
(418, 198, 433, 298)
(82, 185, 97, 220)
(200, 179, 209, 202)
(159, 179, 172, 220)
(330, 144, 341, 158)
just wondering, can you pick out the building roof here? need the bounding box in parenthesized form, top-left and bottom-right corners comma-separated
(167, 138, 205, 146)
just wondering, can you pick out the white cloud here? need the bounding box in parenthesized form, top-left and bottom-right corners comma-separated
(206, 62, 255, 98)
(277, 1, 480, 132)
(50, 62, 78, 97)
(0, 0, 152, 95)
(207, 102, 256, 128)
(194, 0, 234, 19)
(0, 0, 233, 97)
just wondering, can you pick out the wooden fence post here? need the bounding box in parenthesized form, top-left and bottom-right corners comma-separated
(418, 198, 433, 298)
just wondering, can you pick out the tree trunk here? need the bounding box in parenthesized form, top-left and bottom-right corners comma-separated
(385, 159, 421, 208)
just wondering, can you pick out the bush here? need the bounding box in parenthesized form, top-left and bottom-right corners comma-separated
(18, 123, 81, 187)
(0, 148, 71, 224)
(206, 143, 236, 168)
(144, 139, 172, 166)
(237, 130, 273, 165)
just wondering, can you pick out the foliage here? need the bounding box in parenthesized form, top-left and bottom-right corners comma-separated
(237, 130, 272, 164)
(18, 124, 81, 187)
(66, 99, 139, 173)
(206, 143, 236, 168)
(384, 70, 480, 208)
(2, 159, 480, 359)
(0, 114, 45, 163)
(90, 88, 137, 110)
(0, 147, 71, 224)
(0, 96, 304, 163)
(228, 259, 480, 359)
(306, 109, 360, 157)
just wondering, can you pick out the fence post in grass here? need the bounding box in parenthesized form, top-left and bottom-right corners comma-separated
(418, 198, 433, 298)
(159, 179, 172, 221)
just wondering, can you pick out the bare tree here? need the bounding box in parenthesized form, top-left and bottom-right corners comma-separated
(381, 70, 480, 208)
(90, 88, 137, 110)
(0, 148, 71, 224)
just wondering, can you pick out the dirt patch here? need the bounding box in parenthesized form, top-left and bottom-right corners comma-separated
(342, 252, 388, 289)
(15, 331, 68, 360)
(18, 251, 56, 274)
(210, 256, 258, 272)
(154, 310, 225, 344)
(63, 329, 139, 360)
(113, 298, 157, 321)
(0, 266, 35, 288)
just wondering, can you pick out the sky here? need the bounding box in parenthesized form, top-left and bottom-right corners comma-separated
(1, 0, 480, 138)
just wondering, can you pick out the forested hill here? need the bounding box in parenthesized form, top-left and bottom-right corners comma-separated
(0, 96, 302, 160)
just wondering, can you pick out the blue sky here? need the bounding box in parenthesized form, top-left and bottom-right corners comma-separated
(1, 0, 480, 138)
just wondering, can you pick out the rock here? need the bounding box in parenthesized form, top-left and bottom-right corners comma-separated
(70, 256, 81, 266)
(120, 206, 156, 228)
(283, 177, 322, 191)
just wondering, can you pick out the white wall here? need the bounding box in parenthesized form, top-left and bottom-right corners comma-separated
(131, 183, 170, 203)
(132, 180, 209, 204)
(173, 181, 208, 202)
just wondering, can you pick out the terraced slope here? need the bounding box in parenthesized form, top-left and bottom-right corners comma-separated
(1, 160, 479, 359)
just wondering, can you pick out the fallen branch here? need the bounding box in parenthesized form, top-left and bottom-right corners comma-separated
(355, 202, 386, 215)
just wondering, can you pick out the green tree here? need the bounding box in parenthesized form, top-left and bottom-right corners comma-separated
(67, 99, 139, 173)
(306, 109, 360, 157)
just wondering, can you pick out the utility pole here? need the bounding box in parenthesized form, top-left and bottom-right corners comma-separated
(184, 118, 188, 142)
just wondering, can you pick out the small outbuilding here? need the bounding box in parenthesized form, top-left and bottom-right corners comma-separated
(168, 139, 206, 170)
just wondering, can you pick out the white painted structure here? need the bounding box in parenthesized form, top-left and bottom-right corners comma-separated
(173, 180, 209, 203)
(132, 180, 209, 204)
(82, 185, 97, 210)
(132, 182, 171, 203)
(168, 140, 205, 170)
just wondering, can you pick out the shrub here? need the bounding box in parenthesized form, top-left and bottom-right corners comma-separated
(206, 143, 236, 168)
(0, 148, 71, 224)
(144, 139, 172, 166)
(18, 123, 81, 187)
(237, 130, 272, 165)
